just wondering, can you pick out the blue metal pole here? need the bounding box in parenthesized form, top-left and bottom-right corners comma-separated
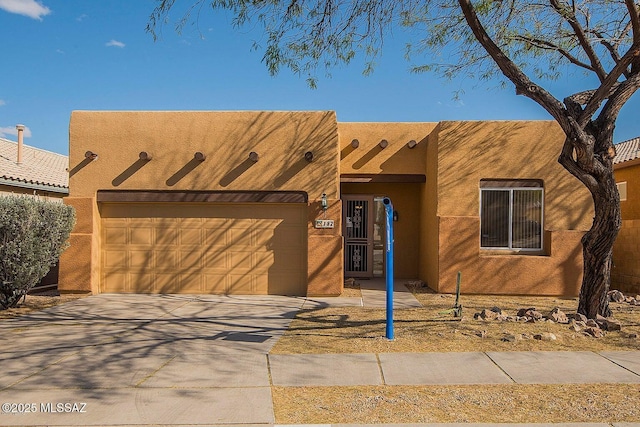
(383, 197, 394, 340)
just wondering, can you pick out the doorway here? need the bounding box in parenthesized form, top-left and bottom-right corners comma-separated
(342, 195, 387, 278)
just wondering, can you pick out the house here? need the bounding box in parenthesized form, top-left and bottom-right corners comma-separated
(59, 111, 592, 296)
(612, 136, 640, 295)
(0, 125, 68, 199)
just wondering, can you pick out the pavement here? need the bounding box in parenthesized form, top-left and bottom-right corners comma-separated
(0, 281, 638, 426)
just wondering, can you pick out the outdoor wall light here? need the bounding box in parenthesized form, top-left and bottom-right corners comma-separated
(249, 151, 259, 162)
(321, 193, 328, 211)
(139, 151, 152, 161)
(194, 152, 206, 161)
(84, 151, 98, 160)
(351, 139, 360, 148)
(304, 151, 314, 162)
(407, 140, 417, 149)
(379, 139, 389, 148)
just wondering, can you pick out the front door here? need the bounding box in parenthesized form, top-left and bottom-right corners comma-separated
(342, 195, 374, 278)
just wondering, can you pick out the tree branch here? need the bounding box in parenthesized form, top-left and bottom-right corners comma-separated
(625, 0, 640, 73)
(457, 0, 569, 131)
(512, 35, 595, 71)
(580, 44, 640, 126)
(549, 0, 608, 82)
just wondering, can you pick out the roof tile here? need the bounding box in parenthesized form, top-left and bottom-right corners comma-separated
(0, 137, 68, 189)
(614, 137, 640, 165)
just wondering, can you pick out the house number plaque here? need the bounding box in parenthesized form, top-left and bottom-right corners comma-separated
(315, 219, 335, 229)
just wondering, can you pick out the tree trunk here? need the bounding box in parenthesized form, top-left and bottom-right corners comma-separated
(576, 162, 621, 319)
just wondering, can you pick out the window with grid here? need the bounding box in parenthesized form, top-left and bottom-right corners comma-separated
(480, 180, 543, 250)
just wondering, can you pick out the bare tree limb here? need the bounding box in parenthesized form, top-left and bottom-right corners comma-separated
(549, 0, 608, 82)
(625, 0, 640, 72)
(580, 43, 640, 126)
(457, 0, 569, 131)
(513, 35, 595, 71)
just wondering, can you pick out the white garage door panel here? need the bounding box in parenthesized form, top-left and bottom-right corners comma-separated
(100, 203, 307, 295)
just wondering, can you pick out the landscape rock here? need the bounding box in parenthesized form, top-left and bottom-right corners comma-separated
(568, 313, 588, 323)
(501, 333, 521, 342)
(609, 290, 625, 303)
(533, 332, 557, 341)
(517, 307, 536, 317)
(586, 319, 599, 328)
(584, 327, 605, 338)
(547, 307, 569, 324)
(480, 309, 498, 320)
(569, 320, 586, 332)
(596, 315, 621, 331)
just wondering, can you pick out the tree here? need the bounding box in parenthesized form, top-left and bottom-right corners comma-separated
(148, 0, 640, 319)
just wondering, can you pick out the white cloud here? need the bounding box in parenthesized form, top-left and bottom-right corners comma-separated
(76, 13, 87, 22)
(56, 48, 64, 54)
(0, 100, 5, 106)
(0, 0, 51, 21)
(0, 125, 32, 138)
(105, 39, 125, 48)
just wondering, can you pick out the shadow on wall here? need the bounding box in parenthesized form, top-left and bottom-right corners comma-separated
(166, 158, 206, 186)
(440, 227, 583, 297)
(112, 159, 151, 187)
(99, 203, 307, 296)
(69, 111, 339, 198)
(435, 121, 592, 229)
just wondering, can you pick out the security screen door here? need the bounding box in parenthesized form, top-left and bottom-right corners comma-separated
(343, 195, 374, 278)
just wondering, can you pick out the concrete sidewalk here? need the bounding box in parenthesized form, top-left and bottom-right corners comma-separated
(0, 293, 638, 426)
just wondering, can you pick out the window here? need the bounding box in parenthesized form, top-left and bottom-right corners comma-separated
(617, 182, 628, 201)
(480, 180, 543, 251)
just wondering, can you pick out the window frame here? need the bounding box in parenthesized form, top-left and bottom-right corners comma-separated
(617, 181, 628, 201)
(479, 180, 544, 252)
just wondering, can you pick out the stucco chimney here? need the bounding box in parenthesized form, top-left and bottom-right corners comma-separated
(16, 124, 25, 164)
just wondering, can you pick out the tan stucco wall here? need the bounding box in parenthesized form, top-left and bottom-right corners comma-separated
(613, 162, 640, 294)
(436, 121, 592, 230)
(58, 197, 98, 293)
(307, 199, 343, 295)
(69, 111, 339, 198)
(341, 182, 421, 279)
(421, 127, 441, 289)
(615, 163, 640, 221)
(437, 217, 583, 295)
(338, 122, 437, 175)
(63, 111, 342, 295)
(429, 121, 591, 296)
(0, 184, 66, 201)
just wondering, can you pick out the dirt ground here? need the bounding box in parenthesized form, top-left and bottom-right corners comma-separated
(3, 286, 639, 423)
(272, 284, 640, 354)
(0, 292, 86, 319)
(270, 282, 640, 423)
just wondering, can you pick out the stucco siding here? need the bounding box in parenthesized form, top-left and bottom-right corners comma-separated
(338, 122, 436, 176)
(341, 182, 422, 279)
(613, 163, 640, 294)
(62, 111, 343, 296)
(431, 121, 590, 296)
(435, 121, 592, 231)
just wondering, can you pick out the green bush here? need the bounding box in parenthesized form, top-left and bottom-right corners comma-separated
(0, 196, 75, 309)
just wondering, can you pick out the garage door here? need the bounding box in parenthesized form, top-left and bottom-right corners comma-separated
(100, 203, 307, 295)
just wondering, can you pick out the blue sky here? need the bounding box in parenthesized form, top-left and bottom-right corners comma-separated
(1, 0, 638, 155)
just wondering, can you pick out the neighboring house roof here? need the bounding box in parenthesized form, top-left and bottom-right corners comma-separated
(614, 136, 640, 165)
(0, 137, 68, 193)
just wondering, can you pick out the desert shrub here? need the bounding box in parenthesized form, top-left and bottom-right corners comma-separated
(0, 196, 75, 309)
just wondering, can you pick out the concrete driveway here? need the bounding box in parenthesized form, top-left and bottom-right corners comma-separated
(0, 294, 305, 426)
